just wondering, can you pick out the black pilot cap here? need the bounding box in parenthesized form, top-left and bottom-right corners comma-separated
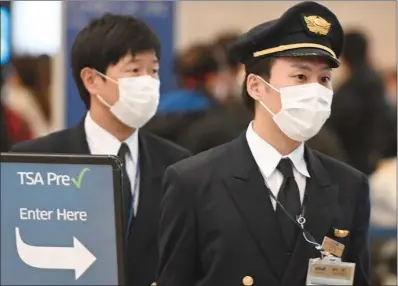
(228, 1, 344, 68)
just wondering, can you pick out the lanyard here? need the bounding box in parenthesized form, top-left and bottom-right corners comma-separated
(264, 178, 325, 254)
(125, 159, 140, 243)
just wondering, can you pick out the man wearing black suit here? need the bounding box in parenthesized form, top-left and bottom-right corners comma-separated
(157, 2, 370, 286)
(10, 13, 190, 286)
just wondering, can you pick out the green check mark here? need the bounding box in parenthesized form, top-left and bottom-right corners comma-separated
(71, 168, 90, 189)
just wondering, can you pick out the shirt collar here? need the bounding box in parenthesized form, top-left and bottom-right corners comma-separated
(84, 112, 139, 164)
(246, 122, 310, 178)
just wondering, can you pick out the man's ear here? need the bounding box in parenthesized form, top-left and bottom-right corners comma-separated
(80, 68, 99, 95)
(246, 73, 264, 101)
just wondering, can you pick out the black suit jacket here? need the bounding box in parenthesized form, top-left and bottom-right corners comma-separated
(157, 134, 371, 286)
(10, 119, 191, 286)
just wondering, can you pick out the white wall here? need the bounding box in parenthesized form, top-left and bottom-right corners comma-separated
(176, 1, 397, 70)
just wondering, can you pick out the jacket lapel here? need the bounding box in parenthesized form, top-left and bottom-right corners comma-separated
(282, 147, 339, 286)
(127, 131, 164, 253)
(223, 134, 288, 280)
(66, 118, 90, 154)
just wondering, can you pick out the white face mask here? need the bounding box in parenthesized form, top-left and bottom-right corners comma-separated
(256, 76, 333, 142)
(95, 71, 160, 128)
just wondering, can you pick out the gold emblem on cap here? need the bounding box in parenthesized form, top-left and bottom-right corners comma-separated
(334, 228, 350, 238)
(242, 276, 254, 286)
(304, 16, 331, 35)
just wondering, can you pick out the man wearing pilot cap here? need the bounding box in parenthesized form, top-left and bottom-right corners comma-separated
(157, 2, 371, 286)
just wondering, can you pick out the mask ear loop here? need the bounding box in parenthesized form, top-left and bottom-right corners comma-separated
(255, 75, 280, 117)
(96, 94, 112, 108)
(95, 70, 118, 84)
(93, 70, 119, 109)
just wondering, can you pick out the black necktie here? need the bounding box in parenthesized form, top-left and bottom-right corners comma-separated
(276, 158, 301, 250)
(118, 143, 132, 233)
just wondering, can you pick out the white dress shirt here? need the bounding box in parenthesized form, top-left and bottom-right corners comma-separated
(246, 122, 310, 210)
(84, 113, 140, 215)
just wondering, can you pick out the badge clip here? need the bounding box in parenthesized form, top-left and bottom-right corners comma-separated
(296, 215, 306, 228)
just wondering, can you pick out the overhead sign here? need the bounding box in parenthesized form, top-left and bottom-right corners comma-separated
(0, 154, 125, 285)
(65, 1, 175, 127)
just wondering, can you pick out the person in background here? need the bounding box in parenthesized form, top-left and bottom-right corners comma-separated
(158, 43, 228, 113)
(176, 33, 253, 154)
(157, 2, 370, 286)
(370, 67, 397, 286)
(212, 31, 245, 102)
(144, 43, 228, 144)
(177, 99, 252, 154)
(327, 31, 389, 175)
(369, 127, 397, 228)
(1, 57, 49, 137)
(383, 69, 397, 108)
(380, 68, 398, 162)
(369, 125, 397, 286)
(1, 67, 12, 152)
(305, 126, 347, 162)
(10, 13, 190, 286)
(1, 102, 33, 149)
(373, 238, 397, 286)
(0, 67, 33, 151)
(0, 103, 10, 152)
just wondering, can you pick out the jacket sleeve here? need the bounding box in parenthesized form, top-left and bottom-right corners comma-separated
(157, 166, 198, 286)
(347, 174, 371, 286)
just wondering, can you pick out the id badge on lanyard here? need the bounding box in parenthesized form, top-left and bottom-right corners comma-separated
(306, 256, 355, 285)
(263, 178, 356, 285)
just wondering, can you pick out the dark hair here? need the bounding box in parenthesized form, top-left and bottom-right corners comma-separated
(342, 31, 368, 67)
(213, 32, 241, 69)
(71, 13, 161, 109)
(173, 44, 219, 79)
(242, 57, 275, 112)
(173, 44, 221, 90)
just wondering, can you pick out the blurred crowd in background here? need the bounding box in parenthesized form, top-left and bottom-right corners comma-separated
(0, 1, 396, 285)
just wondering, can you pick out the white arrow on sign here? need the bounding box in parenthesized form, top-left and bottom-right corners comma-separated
(15, 227, 97, 280)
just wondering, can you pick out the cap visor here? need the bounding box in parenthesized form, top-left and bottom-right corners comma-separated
(273, 48, 340, 68)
